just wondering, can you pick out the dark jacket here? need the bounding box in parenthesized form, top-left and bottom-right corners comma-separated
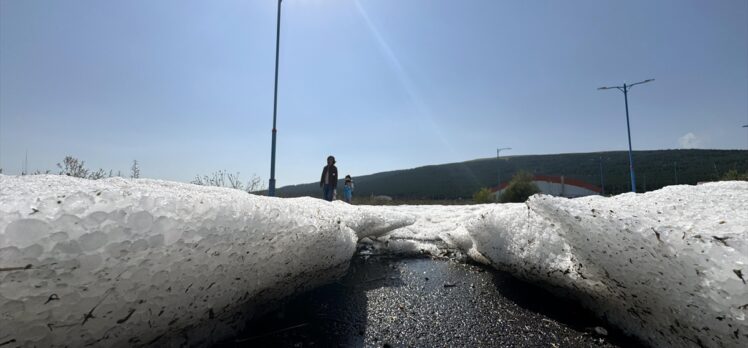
(320, 165, 338, 188)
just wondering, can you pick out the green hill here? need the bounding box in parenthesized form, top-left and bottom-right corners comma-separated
(276, 149, 748, 199)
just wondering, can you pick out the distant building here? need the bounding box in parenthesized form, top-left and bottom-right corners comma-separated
(491, 175, 601, 199)
(370, 194, 393, 201)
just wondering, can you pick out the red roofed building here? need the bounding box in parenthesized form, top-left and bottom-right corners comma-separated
(491, 175, 601, 199)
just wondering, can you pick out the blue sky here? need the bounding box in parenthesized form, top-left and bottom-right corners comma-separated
(1, 0, 746, 186)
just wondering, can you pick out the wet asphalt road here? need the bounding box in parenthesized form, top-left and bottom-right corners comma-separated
(217, 255, 645, 348)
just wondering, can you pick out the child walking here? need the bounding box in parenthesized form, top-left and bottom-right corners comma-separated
(343, 175, 354, 203)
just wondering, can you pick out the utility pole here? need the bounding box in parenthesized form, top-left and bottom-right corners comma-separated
(22, 150, 28, 176)
(268, 0, 283, 196)
(674, 161, 678, 185)
(599, 157, 605, 195)
(598, 79, 654, 193)
(496, 147, 511, 197)
(0, 107, 2, 174)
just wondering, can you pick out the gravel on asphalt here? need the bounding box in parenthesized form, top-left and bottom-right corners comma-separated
(217, 255, 645, 348)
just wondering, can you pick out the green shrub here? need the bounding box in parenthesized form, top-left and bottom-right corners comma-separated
(500, 171, 540, 203)
(472, 187, 493, 204)
(721, 169, 748, 181)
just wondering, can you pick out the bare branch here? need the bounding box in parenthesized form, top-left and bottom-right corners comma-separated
(192, 170, 264, 193)
(130, 160, 140, 179)
(57, 156, 89, 178)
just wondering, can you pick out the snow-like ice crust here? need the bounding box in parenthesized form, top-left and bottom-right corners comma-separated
(1, 175, 746, 347)
(0, 175, 413, 347)
(370, 182, 748, 348)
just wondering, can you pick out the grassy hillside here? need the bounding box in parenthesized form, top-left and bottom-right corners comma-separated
(276, 149, 748, 199)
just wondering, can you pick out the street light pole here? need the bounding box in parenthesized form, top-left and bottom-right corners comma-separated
(268, 0, 282, 196)
(622, 83, 636, 192)
(598, 79, 654, 193)
(496, 147, 511, 193)
(599, 157, 605, 195)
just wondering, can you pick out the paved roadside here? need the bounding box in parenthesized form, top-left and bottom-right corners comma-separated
(218, 255, 644, 348)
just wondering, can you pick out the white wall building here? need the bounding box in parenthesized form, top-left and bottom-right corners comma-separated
(492, 175, 601, 199)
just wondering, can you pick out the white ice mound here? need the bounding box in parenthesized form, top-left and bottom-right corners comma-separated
(363, 205, 486, 258)
(464, 182, 748, 348)
(0, 175, 413, 347)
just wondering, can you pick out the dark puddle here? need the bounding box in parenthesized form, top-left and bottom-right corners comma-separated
(216, 255, 645, 347)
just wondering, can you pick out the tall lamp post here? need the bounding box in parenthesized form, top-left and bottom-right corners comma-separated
(268, 0, 283, 196)
(598, 79, 654, 193)
(496, 147, 511, 193)
(598, 157, 605, 195)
